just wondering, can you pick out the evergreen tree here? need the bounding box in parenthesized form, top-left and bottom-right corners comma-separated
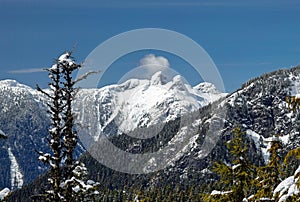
(284, 146, 300, 177)
(36, 51, 98, 201)
(205, 127, 256, 202)
(254, 135, 283, 200)
(36, 55, 64, 201)
(282, 146, 300, 200)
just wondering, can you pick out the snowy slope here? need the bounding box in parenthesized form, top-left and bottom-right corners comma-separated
(274, 166, 300, 201)
(224, 67, 300, 161)
(133, 65, 300, 189)
(0, 74, 226, 189)
(0, 79, 44, 104)
(0, 188, 10, 200)
(0, 80, 51, 191)
(74, 71, 226, 141)
(193, 82, 227, 105)
(7, 147, 23, 189)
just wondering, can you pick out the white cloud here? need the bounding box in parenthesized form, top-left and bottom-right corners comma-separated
(118, 54, 179, 84)
(8, 68, 45, 74)
(139, 54, 170, 69)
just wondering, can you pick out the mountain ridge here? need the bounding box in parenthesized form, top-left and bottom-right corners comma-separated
(0, 72, 225, 191)
(3, 65, 300, 201)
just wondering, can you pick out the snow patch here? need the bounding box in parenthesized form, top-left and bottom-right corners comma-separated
(246, 130, 262, 150)
(279, 134, 290, 145)
(232, 164, 241, 170)
(246, 130, 279, 163)
(200, 168, 212, 174)
(7, 147, 23, 189)
(0, 188, 10, 200)
(289, 74, 300, 95)
(211, 190, 232, 195)
(274, 165, 300, 201)
(57, 52, 76, 66)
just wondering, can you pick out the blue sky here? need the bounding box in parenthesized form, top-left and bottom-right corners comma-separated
(1, 0, 300, 92)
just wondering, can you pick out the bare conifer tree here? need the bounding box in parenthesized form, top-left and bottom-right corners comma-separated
(37, 52, 99, 201)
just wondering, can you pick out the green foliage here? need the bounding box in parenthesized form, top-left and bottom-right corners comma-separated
(205, 127, 256, 202)
(284, 146, 300, 188)
(212, 162, 233, 189)
(254, 136, 284, 200)
(284, 147, 300, 171)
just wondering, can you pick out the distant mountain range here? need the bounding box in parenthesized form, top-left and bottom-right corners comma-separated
(74, 71, 226, 144)
(2, 65, 300, 201)
(0, 71, 226, 191)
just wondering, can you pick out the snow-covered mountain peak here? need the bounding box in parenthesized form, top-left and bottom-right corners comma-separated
(150, 71, 168, 85)
(75, 73, 227, 141)
(193, 82, 222, 94)
(0, 79, 28, 89)
(117, 78, 141, 91)
(168, 74, 189, 92)
(0, 79, 43, 99)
